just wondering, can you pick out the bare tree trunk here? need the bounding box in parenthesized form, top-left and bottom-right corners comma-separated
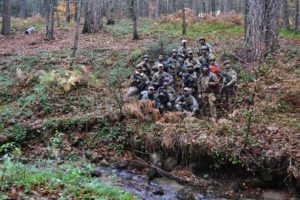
(246, 0, 281, 60)
(244, 0, 249, 41)
(265, 0, 281, 54)
(202, 0, 206, 14)
(295, 0, 299, 33)
(246, 0, 265, 59)
(20, 0, 27, 19)
(1, 0, 12, 35)
(106, 0, 115, 25)
(128, 0, 139, 40)
(211, 0, 216, 16)
(182, 0, 186, 35)
(74, 0, 78, 22)
(282, 0, 290, 31)
(45, 0, 55, 40)
(66, 0, 71, 22)
(72, 0, 82, 57)
(220, 0, 224, 13)
(224, 0, 229, 14)
(82, 0, 103, 33)
(57, 7, 60, 27)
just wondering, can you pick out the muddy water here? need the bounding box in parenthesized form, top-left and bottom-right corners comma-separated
(95, 167, 211, 200)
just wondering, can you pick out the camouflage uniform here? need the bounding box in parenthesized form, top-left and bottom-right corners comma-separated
(152, 71, 173, 90)
(137, 61, 152, 78)
(198, 71, 219, 119)
(125, 72, 149, 99)
(175, 94, 199, 115)
(182, 71, 198, 96)
(155, 77, 177, 113)
(221, 65, 237, 111)
(139, 90, 156, 101)
(178, 46, 192, 60)
(196, 36, 212, 57)
(183, 58, 201, 72)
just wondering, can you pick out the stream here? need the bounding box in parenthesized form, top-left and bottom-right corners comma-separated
(94, 166, 211, 200)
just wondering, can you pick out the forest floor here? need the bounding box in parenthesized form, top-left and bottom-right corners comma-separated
(0, 14, 300, 199)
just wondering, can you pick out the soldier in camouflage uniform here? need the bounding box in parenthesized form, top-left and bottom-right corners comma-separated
(178, 40, 192, 61)
(183, 51, 201, 72)
(175, 88, 199, 116)
(137, 54, 152, 78)
(198, 46, 211, 66)
(154, 55, 167, 72)
(198, 64, 219, 121)
(151, 64, 173, 90)
(156, 79, 176, 113)
(124, 65, 149, 100)
(220, 60, 237, 112)
(166, 49, 181, 68)
(196, 36, 212, 57)
(182, 63, 199, 97)
(139, 86, 156, 101)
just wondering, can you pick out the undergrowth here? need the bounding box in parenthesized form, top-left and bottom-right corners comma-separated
(0, 154, 134, 199)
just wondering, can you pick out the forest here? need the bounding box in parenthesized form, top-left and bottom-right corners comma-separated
(0, 0, 300, 199)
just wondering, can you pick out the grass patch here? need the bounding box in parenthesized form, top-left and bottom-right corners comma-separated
(0, 155, 135, 199)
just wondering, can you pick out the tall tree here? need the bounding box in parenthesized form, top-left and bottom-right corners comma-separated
(20, 0, 27, 19)
(224, 0, 229, 14)
(295, 0, 299, 33)
(72, 0, 82, 57)
(265, 0, 281, 54)
(82, 0, 103, 33)
(45, 0, 56, 40)
(244, 0, 249, 41)
(182, 0, 186, 35)
(1, 0, 12, 35)
(282, 0, 290, 31)
(66, 0, 71, 22)
(246, 0, 281, 59)
(211, 0, 216, 16)
(74, 0, 79, 22)
(128, 0, 139, 40)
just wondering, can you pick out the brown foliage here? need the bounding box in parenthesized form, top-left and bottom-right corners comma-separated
(162, 125, 177, 148)
(158, 112, 184, 124)
(202, 13, 244, 26)
(124, 100, 160, 121)
(160, 8, 194, 27)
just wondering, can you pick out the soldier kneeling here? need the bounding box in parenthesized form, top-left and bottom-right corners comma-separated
(156, 79, 176, 114)
(175, 88, 199, 117)
(124, 65, 149, 100)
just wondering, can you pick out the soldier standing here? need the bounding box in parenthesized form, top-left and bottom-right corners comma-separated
(166, 49, 181, 68)
(182, 63, 199, 97)
(196, 36, 212, 56)
(183, 51, 202, 72)
(138, 55, 152, 78)
(154, 55, 167, 72)
(178, 40, 191, 61)
(221, 60, 237, 112)
(198, 46, 211, 66)
(198, 65, 219, 122)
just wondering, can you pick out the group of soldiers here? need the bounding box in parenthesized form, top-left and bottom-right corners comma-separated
(124, 37, 237, 121)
